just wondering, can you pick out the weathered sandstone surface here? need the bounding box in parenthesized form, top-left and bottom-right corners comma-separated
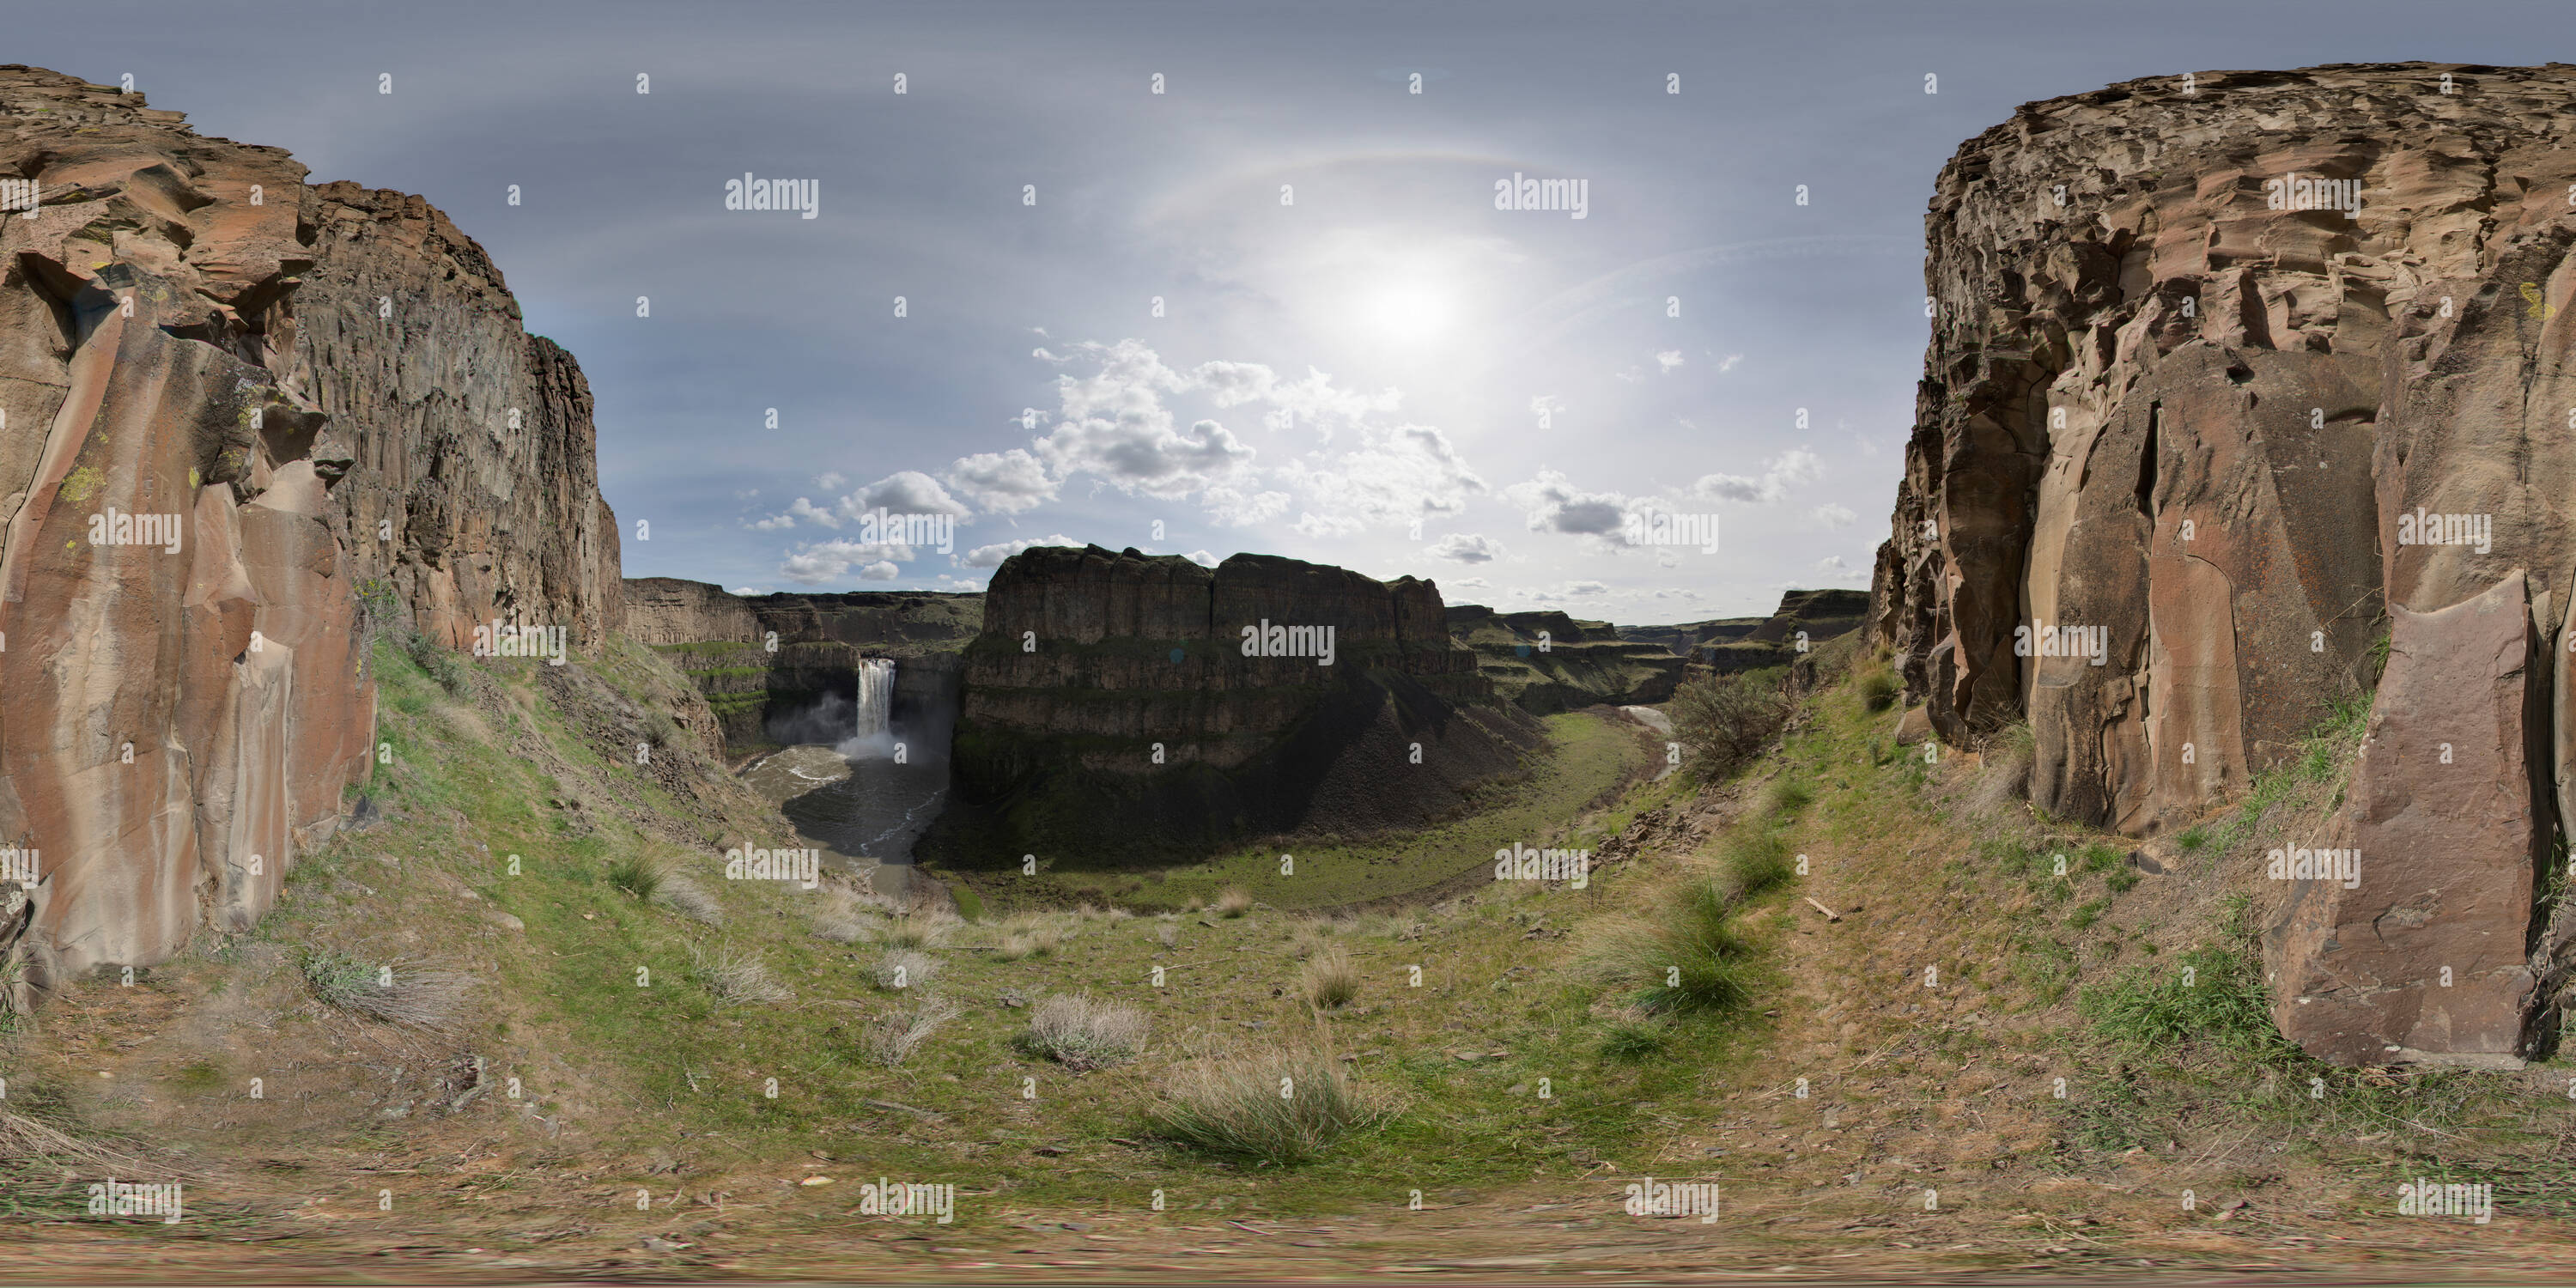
(0, 67, 617, 989)
(1870, 64, 2576, 1063)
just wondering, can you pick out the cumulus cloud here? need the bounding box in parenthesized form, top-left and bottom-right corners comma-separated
(1716, 353, 1743, 374)
(1689, 449, 1823, 504)
(1503, 470, 1631, 538)
(1190, 360, 1401, 440)
(945, 447, 1055, 515)
(750, 495, 847, 530)
(961, 533, 1084, 568)
(1184, 549, 1219, 568)
(780, 540, 914, 585)
(815, 471, 847, 490)
(1279, 423, 1487, 533)
(1811, 502, 1857, 530)
(1426, 532, 1504, 563)
(846, 470, 972, 518)
(1565, 580, 1609, 596)
(1200, 484, 1291, 527)
(1655, 349, 1685, 374)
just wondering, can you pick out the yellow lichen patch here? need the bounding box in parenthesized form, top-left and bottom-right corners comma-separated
(59, 464, 106, 507)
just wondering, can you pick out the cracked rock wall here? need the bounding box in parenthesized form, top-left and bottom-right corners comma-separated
(1872, 63, 2576, 1063)
(0, 67, 619, 989)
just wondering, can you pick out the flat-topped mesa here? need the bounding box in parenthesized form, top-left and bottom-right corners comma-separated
(1868, 62, 2576, 1065)
(0, 66, 618, 987)
(934, 545, 1532, 860)
(969, 544, 1494, 716)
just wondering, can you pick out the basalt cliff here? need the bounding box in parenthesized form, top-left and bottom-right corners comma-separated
(0, 68, 618, 992)
(928, 545, 1540, 862)
(1871, 63, 2576, 1065)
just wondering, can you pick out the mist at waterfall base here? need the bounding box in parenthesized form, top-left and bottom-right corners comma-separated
(742, 659, 951, 884)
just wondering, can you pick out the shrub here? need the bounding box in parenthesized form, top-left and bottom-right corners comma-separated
(404, 631, 466, 697)
(1151, 1046, 1384, 1164)
(1858, 667, 1901, 714)
(1213, 888, 1255, 919)
(1300, 945, 1361, 1009)
(866, 997, 958, 1068)
(1669, 672, 1790, 781)
(301, 952, 467, 1031)
(1022, 992, 1150, 1070)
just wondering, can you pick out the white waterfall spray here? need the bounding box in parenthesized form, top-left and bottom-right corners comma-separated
(836, 658, 898, 759)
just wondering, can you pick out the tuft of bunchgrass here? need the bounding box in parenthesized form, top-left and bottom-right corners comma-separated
(865, 996, 958, 1068)
(1573, 860, 1762, 1015)
(1761, 778, 1814, 818)
(1299, 945, 1361, 1009)
(1719, 828, 1796, 894)
(690, 944, 791, 1006)
(606, 854, 665, 902)
(301, 951, 469, 1032)
(1021, 992, 1150, 1070)
(883, 909, 958, 950)
(1858, 666, 1900, 713)
(2077, 945, 2291, 1060)
(1150, 1044, 1386, 1165)
(1599, 1022, 1668, 1060)
(1213, 888, 1255, 919)
(811, 887, 881, 944)
(873, 948, 939, 991)
(653, 871, 723, 925)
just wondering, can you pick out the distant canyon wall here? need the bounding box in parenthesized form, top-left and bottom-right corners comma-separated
(937, 545, 1537, 860)
(622, 578, 980, 750)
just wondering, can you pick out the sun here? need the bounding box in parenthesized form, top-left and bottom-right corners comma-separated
(1362, 283, 1452, 344)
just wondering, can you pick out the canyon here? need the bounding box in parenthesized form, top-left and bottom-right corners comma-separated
(1869, 63, 2576, 1065)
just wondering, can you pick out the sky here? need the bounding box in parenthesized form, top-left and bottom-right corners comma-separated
(15, 0, 2567, 622)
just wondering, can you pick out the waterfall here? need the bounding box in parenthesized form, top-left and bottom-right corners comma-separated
(836, 658, 898, 759)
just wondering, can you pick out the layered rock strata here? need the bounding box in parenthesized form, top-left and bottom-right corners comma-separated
(937, 545, 1535, 860)
(0, 67, 618, 987)
(1868, 63, 2576, 1063)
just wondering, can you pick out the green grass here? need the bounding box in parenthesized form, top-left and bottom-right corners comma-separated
(968, 709, 1648, 914)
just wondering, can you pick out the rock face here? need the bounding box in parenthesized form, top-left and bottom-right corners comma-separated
(1446, 606, 1688, 712)
(2271, 576, 2548, 1065)
(0, 67, 619, 988)
(291, 184, 623, 650)
(622, 578, 980, 750)
(934, 545, 1536, 860)
(1870, 63, 2576, 1062)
